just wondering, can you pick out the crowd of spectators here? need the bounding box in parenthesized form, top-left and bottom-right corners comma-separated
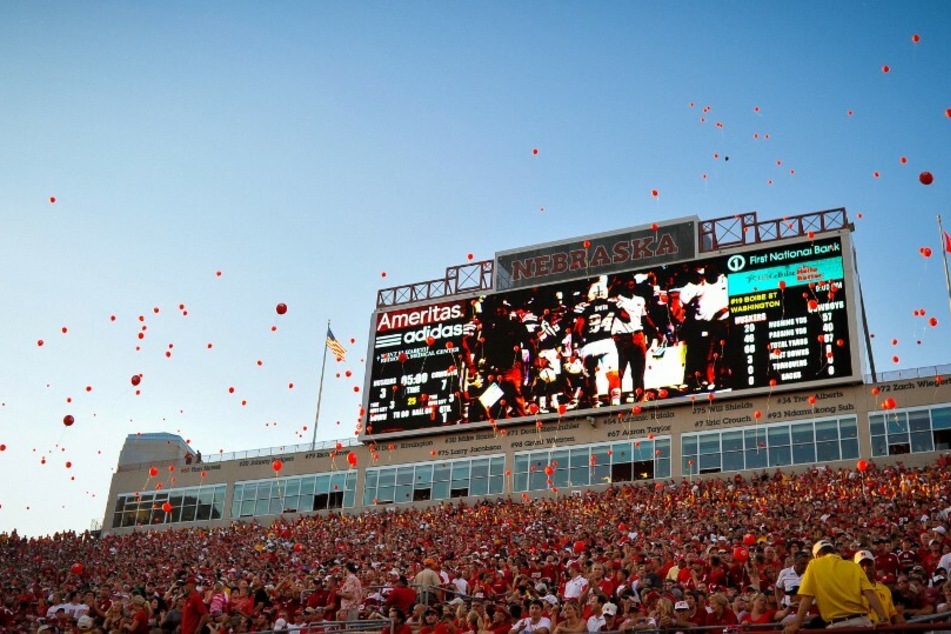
(3, 457, 951, 634)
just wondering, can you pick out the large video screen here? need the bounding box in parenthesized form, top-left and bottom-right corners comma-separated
(363, 235, 856, 438)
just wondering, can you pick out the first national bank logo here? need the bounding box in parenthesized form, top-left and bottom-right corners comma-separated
(727, 254, 746, 272)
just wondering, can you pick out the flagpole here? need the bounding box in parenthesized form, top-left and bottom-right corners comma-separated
(310, 319, 331, 451)
(938, 215, 951, 330)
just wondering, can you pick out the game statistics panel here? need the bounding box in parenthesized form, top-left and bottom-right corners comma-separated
(723, 236, 852, 390)
(363, 234, 856, 439)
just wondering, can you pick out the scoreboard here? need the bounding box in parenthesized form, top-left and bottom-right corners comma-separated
(722, 236, 851, 388)
(362, 231, 859, 439)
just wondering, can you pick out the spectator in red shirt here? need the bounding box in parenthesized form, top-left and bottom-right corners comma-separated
(588, 562, 615, 598)
(385, 576, 417, 614)
(124, 594, 151, 634)
(704, 592, 738, 627)
(384, 608, 413, 634)
(897, 537, 920, 573)
(740, 592, 785, 625)
(419, 608, 441, 634)
(875, 538, 902, 577)
(705, 555, 728, 590)
(180, 578, 209, 634)
(480, 605, 513, 634)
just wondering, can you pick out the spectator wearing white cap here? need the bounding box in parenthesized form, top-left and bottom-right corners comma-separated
(782, 540, 886, 633)
(600, 602, 619, 631)
(853, 550, 903, 625)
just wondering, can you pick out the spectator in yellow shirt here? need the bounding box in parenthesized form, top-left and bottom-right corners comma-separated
(853, 550, 904, 625)
(782, 539, 886, 632)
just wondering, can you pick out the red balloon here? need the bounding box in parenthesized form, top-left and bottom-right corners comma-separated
(63, 414, 74, 427)
(920, 171, 934, 185)
(573, 540, 586, 554)
(276, 303, 288, 315)
(70, 563, 84, 575)
(148, 466, 159, 477)
(426, 336, 435, 346)
(912, 34, 920, 43)
(347, 452, 358, 467)
(882, 64, 890, 73)
(921, 247, 933, 258)
(131, 374, 141, 386)
(294, 543, 303, 552)
(733, 547, 749, 563)
(857, 459, 869, 472)
(651, 189, 659, 198)
(272, 459, 283, 472)
(162, 502, 173, 513)
(49, 196, 56, 204)
(930, 317, 939, 327)
(743, 533, 756, 546)
(544, 465, 554, 476)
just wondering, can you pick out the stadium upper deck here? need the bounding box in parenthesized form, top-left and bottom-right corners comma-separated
(101, 208, 951, 534)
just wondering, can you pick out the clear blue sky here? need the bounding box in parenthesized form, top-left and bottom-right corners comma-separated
(1, 2, 949, 536)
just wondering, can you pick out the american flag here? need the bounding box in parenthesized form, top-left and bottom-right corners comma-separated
(326, 327, 347, 362)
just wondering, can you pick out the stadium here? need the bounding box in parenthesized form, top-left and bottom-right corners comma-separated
(102, 208, 951, 532)
(6, 207, 951, 634)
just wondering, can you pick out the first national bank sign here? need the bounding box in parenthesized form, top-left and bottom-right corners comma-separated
(495, 217, 699, 290)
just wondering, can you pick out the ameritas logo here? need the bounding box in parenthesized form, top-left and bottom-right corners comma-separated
(375, 301, 466, 333)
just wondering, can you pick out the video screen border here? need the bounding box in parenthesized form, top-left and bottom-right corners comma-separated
(360, 231, 861, 442)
